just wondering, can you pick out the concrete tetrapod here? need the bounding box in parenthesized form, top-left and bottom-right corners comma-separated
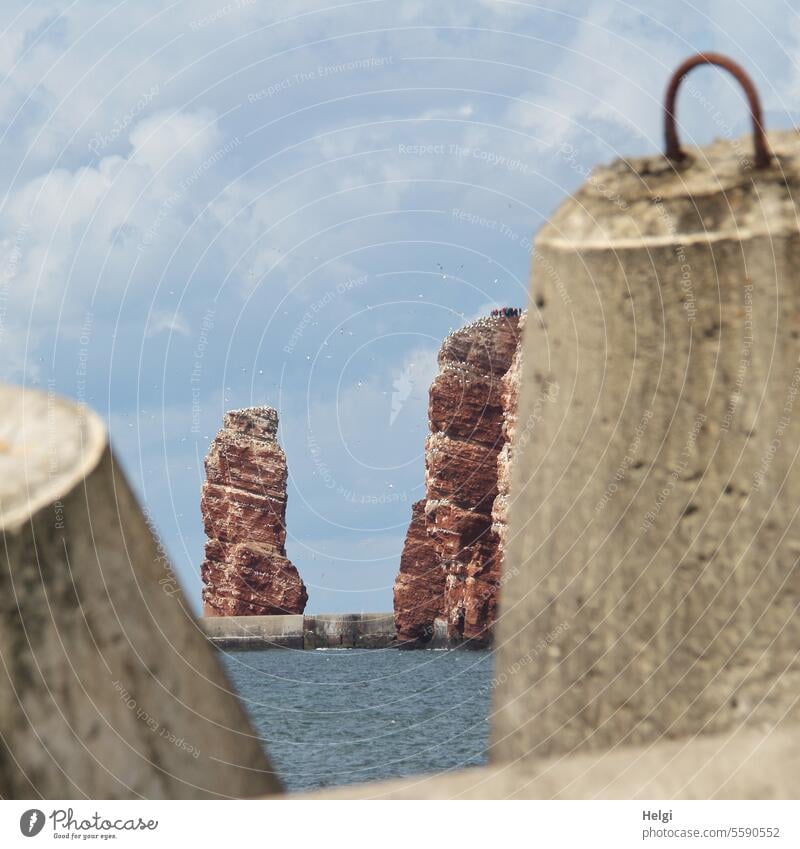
(492, 129, 800, 788)
(0, 384, 278, 798)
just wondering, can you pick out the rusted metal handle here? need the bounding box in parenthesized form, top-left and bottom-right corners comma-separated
(664, 52, 771, 168)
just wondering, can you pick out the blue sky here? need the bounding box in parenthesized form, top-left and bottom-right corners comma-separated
(2, 0, 798, 612)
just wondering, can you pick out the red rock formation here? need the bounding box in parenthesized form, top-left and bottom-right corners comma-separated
(394, 314, 524, 646)
(492, 311, 526, 550)
(392, 500, 443, 643)
(201, 407, 307, 617)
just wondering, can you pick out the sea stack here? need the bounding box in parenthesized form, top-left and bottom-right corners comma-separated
(393, 313, 524, 646)
(201, 406, 307, 616)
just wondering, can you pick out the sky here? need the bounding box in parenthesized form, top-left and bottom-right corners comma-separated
(2, 0, 799, 613)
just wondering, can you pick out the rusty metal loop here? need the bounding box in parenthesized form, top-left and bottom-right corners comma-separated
(664, 52, 771, 168)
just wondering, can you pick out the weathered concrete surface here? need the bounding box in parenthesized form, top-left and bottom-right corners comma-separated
(201, 613, 396, 649)
(201, 614, 306, 649)
(304, 614, 396, 649)
(291, 722, 800, 799)
(492, 130, 800, 767)
(0, 385, 279, 799)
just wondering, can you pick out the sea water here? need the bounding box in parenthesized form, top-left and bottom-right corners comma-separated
(220, 647, 494, 792)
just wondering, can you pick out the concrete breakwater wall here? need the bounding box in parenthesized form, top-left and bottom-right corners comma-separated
(201, 613, 397, 649)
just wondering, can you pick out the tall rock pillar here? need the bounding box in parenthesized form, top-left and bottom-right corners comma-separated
(201, 407, 307, 617)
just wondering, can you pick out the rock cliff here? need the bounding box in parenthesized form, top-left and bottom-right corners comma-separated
(201, 407, 307, 616)
(393, 313, 524, 646)
(492, 311, 526, 551)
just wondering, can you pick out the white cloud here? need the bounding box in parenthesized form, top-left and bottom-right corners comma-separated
(390, 345, 438, 426)
(129, 108, 222, 176)
(0, 107, 231, 363)
(145, 309, 190, 338)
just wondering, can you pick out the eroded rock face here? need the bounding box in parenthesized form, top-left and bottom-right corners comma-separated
(392, 500, 443, 643)
(394, 314, 524, 646)
(492, 311, 527, 551)
(201, 407, 307, 616)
